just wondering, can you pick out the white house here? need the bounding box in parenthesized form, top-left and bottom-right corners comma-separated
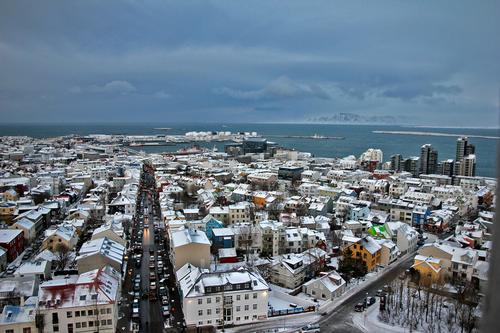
(179, 265, 269, 328)
(302, 271, 346, 300)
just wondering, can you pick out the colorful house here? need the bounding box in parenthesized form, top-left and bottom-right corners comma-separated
(344, 236, 381, 271)
(203, 215, 224, 240)
(411, 255, 444, 285)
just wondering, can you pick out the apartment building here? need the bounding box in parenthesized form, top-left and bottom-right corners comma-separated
(179, 266, 269, 327)
(37, 266, 120, 333)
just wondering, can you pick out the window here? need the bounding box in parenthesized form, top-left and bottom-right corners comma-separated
(216, 308, 220, 314)
(245, 294, 249, 300)
(101, 320, 106, 326)
(244, 305, 249, 311)
(100, 309, 106, 315)
(216, 297, 220, 303)
(81, 310, 86, 316)
(67, 323, 73, 333)
(198, 310, 203, 316)
(207, 298, 211, 304)
(91, 294, 98, 300)
(107, 319, 112, 326)
(53, 325, 59, 332)
(23, 329, 31, 333)
(52, 313, 59, 324)
(80, 295, 86, 301)
(88, 310, 93, 316)
(198, 299, 202, 305)
(236, 317, 240, 321)
(76, 323, 81, 329)
(253, 293, 257, 299)
(81, 322, 87, 328)
(5, 330, 13, 333)
(236, 295, 241, 301)
(106, 308, 111, 314)
(207, 309, 211, 315)
(253, 304, 257, 310)
(236, 306, 241, 312)
(75, 311, 80, 317)
(244, 316, 249, 320)
(89, 321, 94, 327)
(67, 311, 72, 318)
(198, 321, 203, 325)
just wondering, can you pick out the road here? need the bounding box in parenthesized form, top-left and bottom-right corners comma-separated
(232, 255, 414, 333)
(318, 255, 414, 332)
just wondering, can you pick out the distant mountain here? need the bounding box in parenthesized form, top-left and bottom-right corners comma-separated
(308, 112, 405, 125)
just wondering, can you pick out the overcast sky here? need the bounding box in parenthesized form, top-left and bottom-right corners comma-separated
(0, 0, 499, 126)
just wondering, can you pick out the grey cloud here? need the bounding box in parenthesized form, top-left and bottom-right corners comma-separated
(68, 81, 137, 96)
(381, 83, 463, 101)
(154, 91, 171, 99)
(0, 1, 499, 125)
(215, 76, 331, 101)
(88, 80, 137, 95)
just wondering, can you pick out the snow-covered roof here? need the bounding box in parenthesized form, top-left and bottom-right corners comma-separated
(0, 229, 23, 243)
(76, 237, 125, 266)
(38, 265, 120, 309)
(171, 229, 210, 248)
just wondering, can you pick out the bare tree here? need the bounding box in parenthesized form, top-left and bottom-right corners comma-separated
(54, 243, 71, 270)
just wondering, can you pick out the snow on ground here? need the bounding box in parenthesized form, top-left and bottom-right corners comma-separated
(269, 283, 293, 294)
(352, 299, 423, 333)
(295, 292, 326, 307)
(268, 294, 296, 311)
(268, 290, 315, 311)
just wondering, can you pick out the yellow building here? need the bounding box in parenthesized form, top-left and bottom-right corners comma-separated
(0, 202, 16, 216)
(411, 255, 444, 285)
(3, 189, 19, 201)
(253, 192, 267, 207)
(345, 236, 382, 271)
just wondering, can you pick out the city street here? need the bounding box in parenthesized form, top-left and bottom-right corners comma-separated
(318, 256, 414, 332)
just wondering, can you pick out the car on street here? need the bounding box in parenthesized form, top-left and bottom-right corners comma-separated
(149, 272, 156, 281)
(149, 262, 155, 270)
(161, 296, 169, 306)
(162, 306, 170, 317)
(367, 296, 376, 306)
(133, 282, 140, 292)
(354, 303, 364, 312)
(132, 299, 140, 319)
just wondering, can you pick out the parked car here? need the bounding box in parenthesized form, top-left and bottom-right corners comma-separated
(300, 324, 320, 333)
(354, 303, 364, 312)
(366, 297, 376, 306)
